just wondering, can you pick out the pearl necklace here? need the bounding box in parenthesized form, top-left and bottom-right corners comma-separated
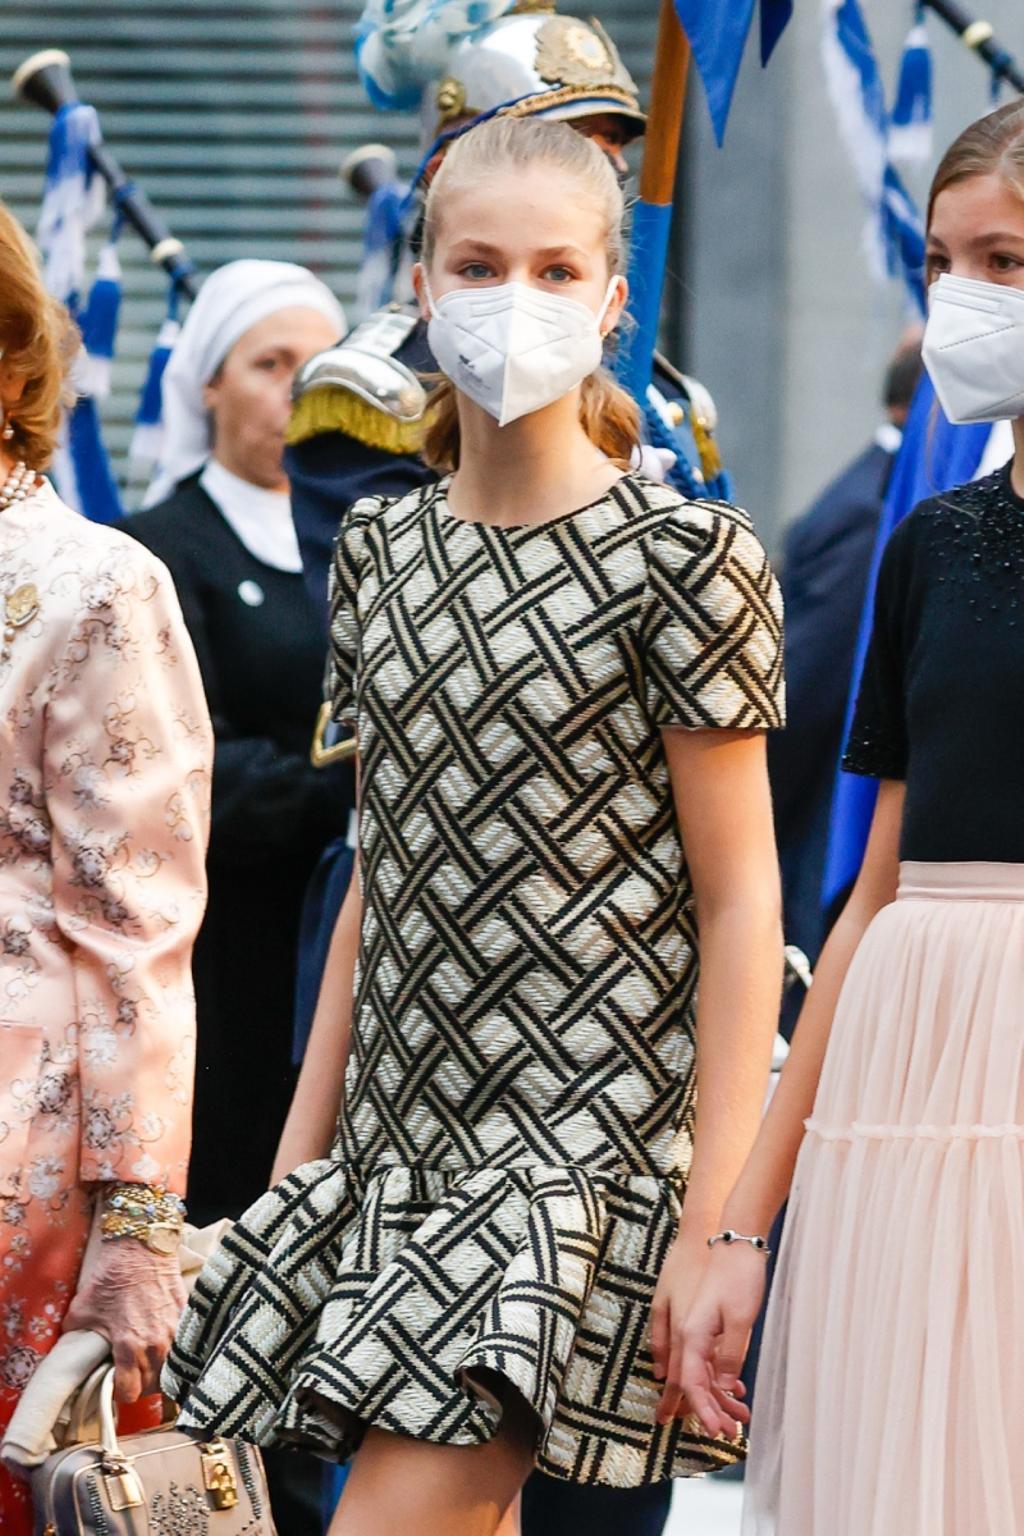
(0, 460, 36, 510)
(0, 461, 41, 668)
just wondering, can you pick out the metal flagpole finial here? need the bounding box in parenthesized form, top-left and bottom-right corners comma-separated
(962, 20, 995, 49)
(921, 0, 1024, 94)
(10, 49, 75, 110)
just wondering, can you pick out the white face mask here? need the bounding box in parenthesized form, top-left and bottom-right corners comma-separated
(423, 276, 618, 427)
(922, 272, 1024, 424)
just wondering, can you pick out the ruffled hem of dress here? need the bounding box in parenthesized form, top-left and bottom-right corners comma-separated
(163, 1157, 742, 1488)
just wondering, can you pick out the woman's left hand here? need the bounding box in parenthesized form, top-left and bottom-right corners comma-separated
(675, 1244, 768, 1438)
(62, 1240, 186, 1403)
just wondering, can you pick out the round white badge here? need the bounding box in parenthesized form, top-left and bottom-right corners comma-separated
(238, 580, 265, 607)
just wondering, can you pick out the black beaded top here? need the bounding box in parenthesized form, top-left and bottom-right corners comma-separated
(843, 460, 1024, 861)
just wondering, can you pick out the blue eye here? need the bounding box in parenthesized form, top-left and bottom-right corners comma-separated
(543, 266, 575, 283)
(459, 262, 493, 280)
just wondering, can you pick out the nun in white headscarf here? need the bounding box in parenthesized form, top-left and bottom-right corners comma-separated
(117, 260, 354, 1232)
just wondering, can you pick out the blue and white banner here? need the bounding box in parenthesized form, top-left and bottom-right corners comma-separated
(36, 102, 104, 306)
(890, 7, 933, 165)
(821, 0, 926, 313)
(78, 238, 121, 400)
(356, 0, 511, 109)
(130, 312, 181, 473)
(355, 180, 409, 318)
(36, 102, 124, 523)
(672, 0, 793, 146)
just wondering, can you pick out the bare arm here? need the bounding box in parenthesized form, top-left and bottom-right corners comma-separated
(722, 777, 904, 1237)
(651, 726, 784, 1420)
(669, 728, 784, 1235)
(271, 865, 361, 1182)
(678, 778, 905, 1435)
(271, 764, 363, 1183)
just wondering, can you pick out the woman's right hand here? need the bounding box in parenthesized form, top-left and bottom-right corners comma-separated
(62, 1240, 186, 1403)
(677, 1245, 768, 1438)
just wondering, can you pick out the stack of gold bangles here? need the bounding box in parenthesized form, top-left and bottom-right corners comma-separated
(99, 1182, 187, 1256)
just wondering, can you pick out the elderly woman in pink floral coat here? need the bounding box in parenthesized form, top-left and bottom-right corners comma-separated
(0, 204, 212, 1535)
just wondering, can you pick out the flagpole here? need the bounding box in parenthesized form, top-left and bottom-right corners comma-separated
(617, 0, 691, 403)
(921, 0, 1024, 94)
(11, 50, 199, 299)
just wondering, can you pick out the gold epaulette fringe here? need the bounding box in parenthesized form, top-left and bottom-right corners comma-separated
(286, 389, 425, 456)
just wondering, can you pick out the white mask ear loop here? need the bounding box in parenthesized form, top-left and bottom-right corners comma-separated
(597, 276, 622, 338)
(420, 272, 437, 320)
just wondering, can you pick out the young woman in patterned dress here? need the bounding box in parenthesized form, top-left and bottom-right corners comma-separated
(165, 116, 785, 1535)
(680, 101, 1024, 1536)
(0, 204, 212, 1535)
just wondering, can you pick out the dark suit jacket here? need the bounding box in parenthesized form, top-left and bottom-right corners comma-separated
(768, 441, 894, 975)
(117, 476, 352, 1218)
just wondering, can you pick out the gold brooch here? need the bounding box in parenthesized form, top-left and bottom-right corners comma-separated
(2, 583, 39, 664)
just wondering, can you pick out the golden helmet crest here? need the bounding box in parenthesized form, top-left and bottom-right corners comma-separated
(427, 9, 645, 140)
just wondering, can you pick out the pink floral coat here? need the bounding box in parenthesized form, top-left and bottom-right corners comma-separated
(0, 480, 211, 1527)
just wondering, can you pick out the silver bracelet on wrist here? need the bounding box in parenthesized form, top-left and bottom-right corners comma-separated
(707, 1228, 772, 1259)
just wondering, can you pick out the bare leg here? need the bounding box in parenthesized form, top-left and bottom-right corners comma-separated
(329, 1399, 536, 1536)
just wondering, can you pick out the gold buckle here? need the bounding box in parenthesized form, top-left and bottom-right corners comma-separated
(310, 701, 356, 768)
(103, 1460, 144, 1511)
(201, 1440, 239, 1511)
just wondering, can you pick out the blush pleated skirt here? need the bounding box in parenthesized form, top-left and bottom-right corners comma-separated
(744, 862, 1024, 1536)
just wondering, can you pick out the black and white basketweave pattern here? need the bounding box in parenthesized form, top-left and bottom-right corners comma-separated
(164, 474, 784, 1487)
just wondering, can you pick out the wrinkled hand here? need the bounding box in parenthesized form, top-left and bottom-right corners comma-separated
(63, 1241, 185, 1403)
(676, 1245, 768, 1438)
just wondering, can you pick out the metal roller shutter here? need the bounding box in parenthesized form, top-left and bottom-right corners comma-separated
(0, 0, 653, 502)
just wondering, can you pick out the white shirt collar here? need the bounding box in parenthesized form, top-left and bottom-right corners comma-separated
(199, 458, 303, 573)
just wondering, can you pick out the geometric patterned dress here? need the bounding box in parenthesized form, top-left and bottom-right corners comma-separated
(165, 472, 784, 1487)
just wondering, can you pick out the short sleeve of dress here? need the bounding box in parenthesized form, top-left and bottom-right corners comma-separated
(842, 521, 911, 780)
(641, 499, 785, 730)
(326, 498, 377, 727)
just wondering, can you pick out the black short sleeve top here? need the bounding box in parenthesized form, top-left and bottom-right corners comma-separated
(843, 462, 1024, 861)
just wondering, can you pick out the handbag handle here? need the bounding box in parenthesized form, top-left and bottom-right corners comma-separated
(95, 1370, 178, 1459)
(97, 1369, 123, 1463)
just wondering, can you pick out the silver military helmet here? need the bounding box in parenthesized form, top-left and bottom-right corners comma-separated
(422, 7, 646, 148)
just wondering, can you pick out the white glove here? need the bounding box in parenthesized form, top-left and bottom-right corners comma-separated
(630, 444, 677, 483)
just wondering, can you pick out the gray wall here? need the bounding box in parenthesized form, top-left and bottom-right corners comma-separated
(683, 1, 1024, 550)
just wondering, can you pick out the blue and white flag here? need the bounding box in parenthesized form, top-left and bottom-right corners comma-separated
(78, 237, 121, 401)
(672, 0, 793, 146)
(822, 377, 1002, 906)
(356, 0, 511, 109)
(355, 180, 409, 318)
(35, 102, 124, 522)
(890, 6, 933, 165)
(36, 103, 104, 306)
(821, 0, 926, 313)
(130, 311, 181, 473)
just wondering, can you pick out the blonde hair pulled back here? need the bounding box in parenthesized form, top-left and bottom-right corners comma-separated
(420, 115, 639, 472)
(0, 201, 77, 470)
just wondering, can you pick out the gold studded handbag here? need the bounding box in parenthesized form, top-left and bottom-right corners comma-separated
(30, 1369, 277, 1536)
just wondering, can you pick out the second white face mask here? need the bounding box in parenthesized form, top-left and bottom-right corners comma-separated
(425, 278, 617, 427)
(922, 272, 1024, 425)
